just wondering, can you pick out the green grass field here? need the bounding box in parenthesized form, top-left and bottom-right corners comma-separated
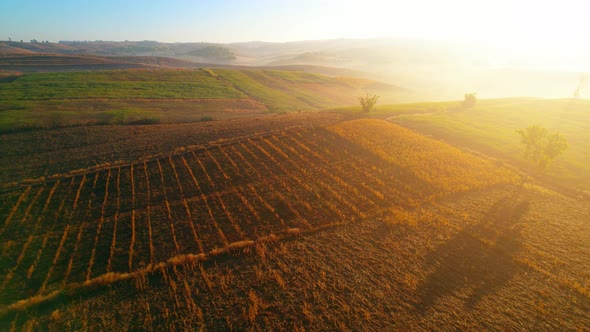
(0, 68, 382, 132)
(212, 69, 352, 111)
(0, 69, 246, 100)
(382, 98, 590, 192)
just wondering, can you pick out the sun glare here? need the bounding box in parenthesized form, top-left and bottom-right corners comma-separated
(335, 0, 590, 71)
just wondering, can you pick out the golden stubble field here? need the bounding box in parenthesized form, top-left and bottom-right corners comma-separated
(0, 116, 588, 331)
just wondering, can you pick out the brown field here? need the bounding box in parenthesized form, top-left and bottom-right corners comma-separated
(0, 55, 151, 75)
(0, 113, 341, 186)
(0, 115, 588, 330)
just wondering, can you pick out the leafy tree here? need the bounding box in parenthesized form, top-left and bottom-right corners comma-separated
(516, 125, 568, 171)
(359, 93, 379, 113)
(462, 93, 477, 108)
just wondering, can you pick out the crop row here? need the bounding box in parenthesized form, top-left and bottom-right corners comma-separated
(0, 127, 410, 305)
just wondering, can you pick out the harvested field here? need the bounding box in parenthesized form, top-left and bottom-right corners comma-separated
(2, 184, 588, 330)
(0, 112, 343, 186)
(0, 116, 587, 330)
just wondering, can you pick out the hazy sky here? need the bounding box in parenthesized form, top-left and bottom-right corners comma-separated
(2, 0, 589, 59)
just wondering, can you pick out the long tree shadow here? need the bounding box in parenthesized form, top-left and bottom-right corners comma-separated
(416, 196, 530, 313)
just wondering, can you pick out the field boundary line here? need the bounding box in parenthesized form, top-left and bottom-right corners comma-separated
(0, 124, 320, 193)
(0, 205, 398, 318)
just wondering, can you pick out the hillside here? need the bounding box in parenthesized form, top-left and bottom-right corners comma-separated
(386, 98, 590, 193)
(0, 54, 204, 74)
(0, 41, 78, 54)
(0, 116, 588, 330)
(0, 53, 384, 80)
(0, 45, 36, 54)
(2, 38, 582, 101)
(185, 45, 236, 61)
(0, 53, 395, 94)
(0, 118, 517, 312)
(0, 68, 400, 132)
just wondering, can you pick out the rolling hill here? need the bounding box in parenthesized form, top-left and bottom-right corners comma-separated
(0, 115, 588, 330)
(376, 98, 590, 193)
(184, 45, 236, 61)
(0, 54, 204, 74)
(0, 68, 401, 132)
(3, 38, 584, 101)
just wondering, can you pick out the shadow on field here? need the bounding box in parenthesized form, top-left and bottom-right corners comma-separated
(417, 196, 530, 313)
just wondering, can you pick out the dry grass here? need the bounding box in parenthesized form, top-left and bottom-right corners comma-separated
(8, 185, 586, 331)
(328, 119, 520, 197)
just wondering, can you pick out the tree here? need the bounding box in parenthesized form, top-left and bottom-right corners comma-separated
(462, 93, 477, 108)
(359, 93, 379, 113)
(573, 74, 585, 98)
(516, 125, 568, 171)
